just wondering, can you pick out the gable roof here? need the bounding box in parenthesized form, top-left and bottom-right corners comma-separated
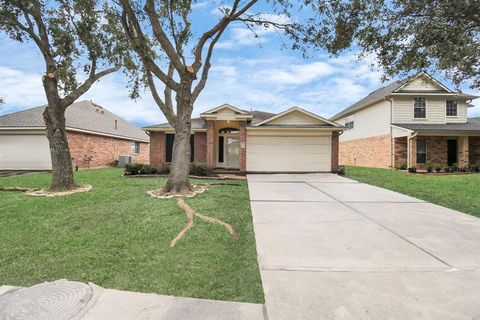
(330, 72, 479, 121)
(143, 109, 275, 130)
(143, 107, 344, 131)
(254, 106, 341, 127)
(200, 103, 249, 116)
(0, 100, 149, 142)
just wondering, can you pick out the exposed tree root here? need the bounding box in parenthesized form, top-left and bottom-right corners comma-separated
(171, 197, 238, 247)
(0, 185, 91, 197)
(171, 198, 195, 247)
(0, 187, 40, 192)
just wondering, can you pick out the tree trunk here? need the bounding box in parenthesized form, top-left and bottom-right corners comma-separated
(42, 78, 76, 191)
(164, 120, 192, 194)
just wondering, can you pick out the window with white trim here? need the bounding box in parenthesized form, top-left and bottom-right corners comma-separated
(345, 114, 354, 129)
(132, 141, 140, 154)
(446, 100, 458, 117)
(416, 137, 427, 164)
(414, 97, 426, 118)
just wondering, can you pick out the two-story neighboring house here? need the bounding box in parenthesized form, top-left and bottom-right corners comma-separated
(330, 72, 479, 170)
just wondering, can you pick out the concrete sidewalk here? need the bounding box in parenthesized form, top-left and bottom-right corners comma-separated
(248, 173, 480, 320)
(0, 280, 265, 320)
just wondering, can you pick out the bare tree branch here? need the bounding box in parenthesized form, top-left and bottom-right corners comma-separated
(119, 0, 181, 91)
(145, 67, 177, 124)
(60, 67, 119, 108)
(144, 0, 186, 73)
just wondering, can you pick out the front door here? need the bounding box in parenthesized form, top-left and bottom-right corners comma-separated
(447, 139, 458, 166)
(225, 137, 240, 168)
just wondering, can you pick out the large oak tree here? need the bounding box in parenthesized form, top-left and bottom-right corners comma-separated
(0, 0, 129, 191)
(112, 0, 352, 194)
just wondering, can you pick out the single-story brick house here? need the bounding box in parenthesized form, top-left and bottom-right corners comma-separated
(0, 100, 149, 170)
(143, 104, 343, 173)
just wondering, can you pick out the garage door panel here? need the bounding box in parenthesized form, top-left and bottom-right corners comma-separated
(0, 134, 52, 170)
(248, 136, 330, 145)
(247, 134, 331, 172)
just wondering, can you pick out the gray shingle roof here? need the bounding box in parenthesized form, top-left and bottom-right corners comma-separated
(143, 109, 276, 130)
(0, 100, 149, 142)
(330, 73, 479, 121)
(330, 80, 404, 121)
(393, 120, 480, 132)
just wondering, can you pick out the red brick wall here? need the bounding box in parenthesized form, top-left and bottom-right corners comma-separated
(194, 132, 207, 163)
(331, 132, 339, 172)
(67, 131, 149, 168)
(206, 120, 215, 170)
(339, 134, 392, 168)
(149, 131, 166, 168)
(469, 137, 480, 164)
(393, 137, 407, 168)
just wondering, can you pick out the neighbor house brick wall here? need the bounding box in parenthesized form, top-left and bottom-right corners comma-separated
(331, 131, 339, 172)
(194, 132, 207, 163)
(422, 136, 447, 168)
(393, 137, 407, 168)
(206, 120, 215, 170)
(458, 136, 469, 166)
(239, 121, 247, 172)
(469, 137, 480, 164)
(149, 131, 166, 168)
(339, 134, 391, 168)
(411, 136, 470, 169)
(67, 131, 148, 168)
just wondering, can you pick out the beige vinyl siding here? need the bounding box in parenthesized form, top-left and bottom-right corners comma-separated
(339, 100, 391, 142)
(400, 77, 443, 91)
(393, 96, 468, 123)
(267, 110, 325, 125)
(446, 101, 468, 123)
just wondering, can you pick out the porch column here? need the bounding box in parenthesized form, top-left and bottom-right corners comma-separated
(458, 136, 469, 166)
(408, 136, 417, 168)
(206, 120, 215, 171)
(239, 121, 247, 172)
(331, 131, 339, 172)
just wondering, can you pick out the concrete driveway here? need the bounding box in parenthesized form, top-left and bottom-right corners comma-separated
(248, 173, 480, 320)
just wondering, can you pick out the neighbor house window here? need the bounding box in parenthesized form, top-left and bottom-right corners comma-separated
(345, 114, 354, 129)
(165, 133, 195, 162)
(416, 137, 427, 164)
(132, 141, 140, 154)
(446, 100, 458, 117)
(414, 97, 426, 118)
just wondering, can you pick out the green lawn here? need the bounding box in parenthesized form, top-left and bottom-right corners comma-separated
(0, 168, 263, 303)
(345, 166, 480, 218)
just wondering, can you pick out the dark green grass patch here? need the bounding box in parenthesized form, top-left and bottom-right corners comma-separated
(345, 166, 480, 218)
(0, 168, 263, 303)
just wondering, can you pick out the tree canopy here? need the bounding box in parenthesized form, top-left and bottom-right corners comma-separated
(323, 0, 480, 89)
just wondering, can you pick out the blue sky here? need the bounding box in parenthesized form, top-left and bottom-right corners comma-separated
(1, 1, 479, 127)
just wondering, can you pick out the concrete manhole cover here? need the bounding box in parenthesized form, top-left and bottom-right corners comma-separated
(0, 280, 93, 320)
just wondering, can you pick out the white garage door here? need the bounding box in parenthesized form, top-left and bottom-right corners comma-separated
(247, 135, 331, 172)
(0, 134, 52, 170)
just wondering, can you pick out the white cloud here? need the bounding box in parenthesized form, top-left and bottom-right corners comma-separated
(216, 13, 291, 49)
(0, 65, 165, 127)
(254, 61, 335, 86)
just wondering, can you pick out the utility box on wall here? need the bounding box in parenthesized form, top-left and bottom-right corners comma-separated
(117, 155, 132, 167)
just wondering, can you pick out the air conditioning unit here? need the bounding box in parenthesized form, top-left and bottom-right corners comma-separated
(117, 155, 132, 167)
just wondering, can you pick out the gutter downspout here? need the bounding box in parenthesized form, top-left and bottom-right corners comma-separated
(407, 132, 418, 168)
(385, 97, 394, 168)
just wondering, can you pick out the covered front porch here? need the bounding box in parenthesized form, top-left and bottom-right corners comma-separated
(393, 135, 480, 170)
